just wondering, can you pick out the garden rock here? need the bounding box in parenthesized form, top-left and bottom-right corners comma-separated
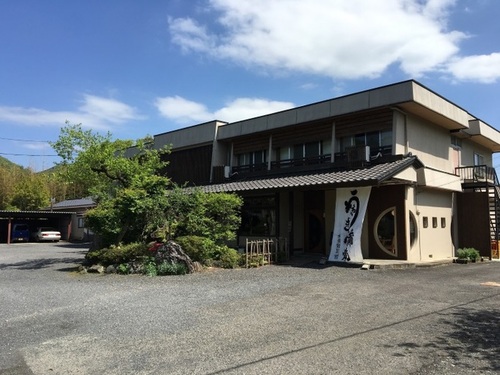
(154, 241, 196, 273)
(88, 264, 105, 274)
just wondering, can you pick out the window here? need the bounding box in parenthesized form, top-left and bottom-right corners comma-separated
(305, 142, 320, 158)
(432, 217, 438, 228)
(423, 216, 428, 228)
(322, 139, 332, 155)
(451, 135, 462, 148)
(409, 211, 418, 247)
(474, 152, 484, 166)
(277, 140, 330, 166)
(375, 207, 397, 257)
(237, 150, 267, 167)
(240, 196, 277, 236)
(280, 146, 292, 161)
(338, 130, 392, 157)
(441, 217, 446, 228)
(78, 217, 85, 228)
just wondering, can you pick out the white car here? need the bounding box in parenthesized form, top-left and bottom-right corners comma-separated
(32, 227, 61, 242)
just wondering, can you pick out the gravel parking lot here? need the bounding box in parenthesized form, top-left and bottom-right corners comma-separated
(1, 242, 499, 374)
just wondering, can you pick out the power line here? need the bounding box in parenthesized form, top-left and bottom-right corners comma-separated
(0, 152, 58, 157)
(0, 136, 50, 143)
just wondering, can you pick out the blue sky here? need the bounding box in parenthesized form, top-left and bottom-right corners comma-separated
(1, 0, 500, 171)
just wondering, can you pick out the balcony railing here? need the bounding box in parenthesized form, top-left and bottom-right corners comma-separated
(455, 165, 498, 185)
(271, 154, 331, 169)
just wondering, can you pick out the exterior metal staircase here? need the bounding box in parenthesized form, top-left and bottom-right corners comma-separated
(456, 165, 500, 258)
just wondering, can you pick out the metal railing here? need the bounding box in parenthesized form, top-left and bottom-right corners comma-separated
(455, 165, 498, 185)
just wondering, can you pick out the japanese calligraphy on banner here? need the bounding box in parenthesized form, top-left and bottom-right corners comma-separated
(328, 187, 371, 263)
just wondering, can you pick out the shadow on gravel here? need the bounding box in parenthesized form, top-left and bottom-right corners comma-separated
(408, 308, 500, 374)
(54, 242, 91, 250)
(278, 255, 361, 270)
(0, 257, 83, 271)
(437, 307, 500, 372)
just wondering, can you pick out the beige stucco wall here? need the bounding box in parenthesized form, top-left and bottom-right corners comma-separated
(406, 187, 454, 262)
(405, 115, 454, 171)
(394, 110, 494, 173)
(460, 139, 493, 167)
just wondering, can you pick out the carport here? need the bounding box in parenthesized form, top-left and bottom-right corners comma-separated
(0, 210, 74, 244)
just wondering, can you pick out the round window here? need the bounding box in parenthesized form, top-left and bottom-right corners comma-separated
(375, 207, 397, 257)
(409, 211, 418, 248)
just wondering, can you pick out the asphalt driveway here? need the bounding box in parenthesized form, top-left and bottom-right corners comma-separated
(1, 242, 499, 374)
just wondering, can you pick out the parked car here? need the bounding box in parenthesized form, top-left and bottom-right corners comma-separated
(11, 224, 30, 242)
(32, 227, 61, 242)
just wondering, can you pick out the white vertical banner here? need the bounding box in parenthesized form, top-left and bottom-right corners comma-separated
(328, 187, 371, 263)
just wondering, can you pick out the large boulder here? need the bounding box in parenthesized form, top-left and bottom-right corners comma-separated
(154, 240, 196, 273)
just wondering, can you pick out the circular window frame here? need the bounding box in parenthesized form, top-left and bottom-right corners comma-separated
(374, 207, 398, 257)
(409, 210, 418, 249)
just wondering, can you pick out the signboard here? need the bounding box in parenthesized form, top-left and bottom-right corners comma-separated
(329, 187, 371, 263)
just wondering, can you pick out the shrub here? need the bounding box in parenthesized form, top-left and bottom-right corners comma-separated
(116, 263, 131, 275)
(142, 257, 158, 277)
(212, 245, 242, 269)
(457, 247, 480, 261)
(157, 261, 188, 275)
(175, 235, 216, 263)
(86, 242, 149, 266)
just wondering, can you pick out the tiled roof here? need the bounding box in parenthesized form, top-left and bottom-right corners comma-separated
(51, 197, 96, 209)
(197, 156, 423, 193)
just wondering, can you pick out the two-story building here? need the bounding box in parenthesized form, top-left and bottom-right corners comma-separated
(152, 80, 500, 263)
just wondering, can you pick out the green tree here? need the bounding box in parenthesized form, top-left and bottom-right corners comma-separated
(0, 165, 15, 209)
(159, 187, 242, 243)
(50, 122, 171, 247)
(10, 172, 50, 210)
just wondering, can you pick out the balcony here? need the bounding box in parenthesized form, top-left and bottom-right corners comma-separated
(455, 165, 498, 188)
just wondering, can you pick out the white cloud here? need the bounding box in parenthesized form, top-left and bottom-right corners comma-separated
(23, 142, 52, 151)
(169, 17, 214, 53)
(169, 0, 466, 80)
(79, 95, 142, 123)
(447, 53, 500, 83)
(0, 107, 75, 126)
(155, 96, 212, 123)
(0, 95, 144, 129)
(213, 98, 294, 122)
(155, 95, 294, 123)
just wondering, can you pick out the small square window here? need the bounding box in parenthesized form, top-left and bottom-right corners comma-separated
(432, 217, 438, 228)
(441, 217, 446, 228)
(78, 217, 85, 228)
(423, 217, 428, 228)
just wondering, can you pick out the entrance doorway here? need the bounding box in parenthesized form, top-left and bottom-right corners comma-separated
(304, 191, 325, 253)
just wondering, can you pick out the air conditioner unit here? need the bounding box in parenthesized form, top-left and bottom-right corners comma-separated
(224, 166, 231, 178)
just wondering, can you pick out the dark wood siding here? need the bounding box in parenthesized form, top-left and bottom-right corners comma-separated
(231, 108, 393, 155)
(335, 108, 393, 138)
(161, 145, 213, 185)
(233, 134, 269, 154)
(367, 185, 407, 260)
(272, 122, 332, 148)
(456, 192, 490, 257)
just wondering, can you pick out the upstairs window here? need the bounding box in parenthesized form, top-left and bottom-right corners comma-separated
(451, 135, 462, 148)
(278, 140, 330, 165)
(237, 150, 267, 170)
(293, 141, 323, 160)
(339, 130, 392, 157)
(473, 152, 484, 166)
